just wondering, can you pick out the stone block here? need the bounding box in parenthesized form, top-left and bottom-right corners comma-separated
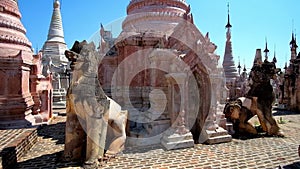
(204, 127, 232, 145)
(161, 132, 194, 150)
(206, 134, 232, 145)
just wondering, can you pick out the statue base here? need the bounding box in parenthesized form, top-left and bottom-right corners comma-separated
(161, 129, 194, 150)
(205, 127, 232, 144)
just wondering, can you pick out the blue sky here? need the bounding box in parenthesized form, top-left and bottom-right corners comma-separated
(18, 0, 300, 70)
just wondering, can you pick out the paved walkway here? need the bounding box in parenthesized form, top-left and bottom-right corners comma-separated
(16, 109, 300, 169)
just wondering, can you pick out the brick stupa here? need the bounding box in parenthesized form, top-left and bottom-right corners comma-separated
(0, 0, 34, 128)
(99, 0, 232, 149)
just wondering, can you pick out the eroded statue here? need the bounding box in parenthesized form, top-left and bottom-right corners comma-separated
(224, 60, 283, 137)
(62, 40, 128, 168)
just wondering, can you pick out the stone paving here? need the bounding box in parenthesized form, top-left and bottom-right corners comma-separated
(15, 109, 300, 169)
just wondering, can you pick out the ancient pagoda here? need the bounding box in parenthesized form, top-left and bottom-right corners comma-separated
(41, 0, 68, 108)
(282, 32, 300, 111)
(0, 0, 33, 128)
(222, 4, 238, 91)
(98, 0, 232, 149)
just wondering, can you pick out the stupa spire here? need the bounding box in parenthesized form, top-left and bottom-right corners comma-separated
(222, 3, 238, 85)
(243, 64, 247, 72)
(273, 44, 277, 63)
(237, 56, 241, 75)
(47, 0, 65, 43)
(42, 0, 68, 65)
(225, 3, 232, 28)
(290, 30, 298, 60)
(264, 38, 269, 61)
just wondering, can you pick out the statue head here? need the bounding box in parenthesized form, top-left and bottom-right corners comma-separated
(65, 40, 98, 76)
(224, 99, 242, 120)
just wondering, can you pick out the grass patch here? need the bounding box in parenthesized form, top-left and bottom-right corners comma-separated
(277, 117, 288, 124)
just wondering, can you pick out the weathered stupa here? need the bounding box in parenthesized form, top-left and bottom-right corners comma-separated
(41, 0, 68, 108)
(282, 32, 300, 111)
(0, 0, 53, 129)
(222, 4, 238, 89)
(0, 0, 35, 128)
(99, 0, 231, 149)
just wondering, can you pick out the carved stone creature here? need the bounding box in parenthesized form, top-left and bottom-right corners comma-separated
(224, 59, 284, 138)
(247, 60, 283, 136)
(63, 40, 127, 168)
(224, 96, 282, 137)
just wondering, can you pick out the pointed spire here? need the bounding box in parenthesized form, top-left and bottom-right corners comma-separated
(225, 3, 232, 28)
(290, 20, 297, 47)
(100, 23, 105, 37)
(273, 44, 277, 63)
(243, 64, 247, 72)
(237, 56, 241, 75)
(284, 62, 287, 72)
(47, 0, 65, 43)
(290, 32, 296, 46)
(223, 3, 238, 85)
(290, 26, 298, 48)
(295, 32, 298, 48)
(36, 44, 39, 54)
(241, 64, 247, 79)
(290, 30, 298, 60)
(42, 0, 68, 65)
(264, 38, 269, 61)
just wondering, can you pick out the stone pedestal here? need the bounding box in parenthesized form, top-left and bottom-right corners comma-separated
(161, 113, 194, 150)
(205, 128, 232, 144)
(203, 108, 232, 144)
(161, 129, 194, 150)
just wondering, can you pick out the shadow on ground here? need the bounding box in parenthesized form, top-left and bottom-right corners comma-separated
(273, 109, 300, 116)
(278, 161, 300, 169)
(17, 121, 83, 168)
(36, 122, 65, 145)
(16, 151, 81, 169)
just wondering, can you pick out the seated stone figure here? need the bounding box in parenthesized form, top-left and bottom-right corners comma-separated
(62, 40, 128, 168)
(224, 96, 283, 137)
(224, 59, 283, 138)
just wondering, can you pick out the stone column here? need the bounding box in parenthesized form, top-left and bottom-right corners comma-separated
(203, 73, 232, 144)
(161, 73, 194, 150)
